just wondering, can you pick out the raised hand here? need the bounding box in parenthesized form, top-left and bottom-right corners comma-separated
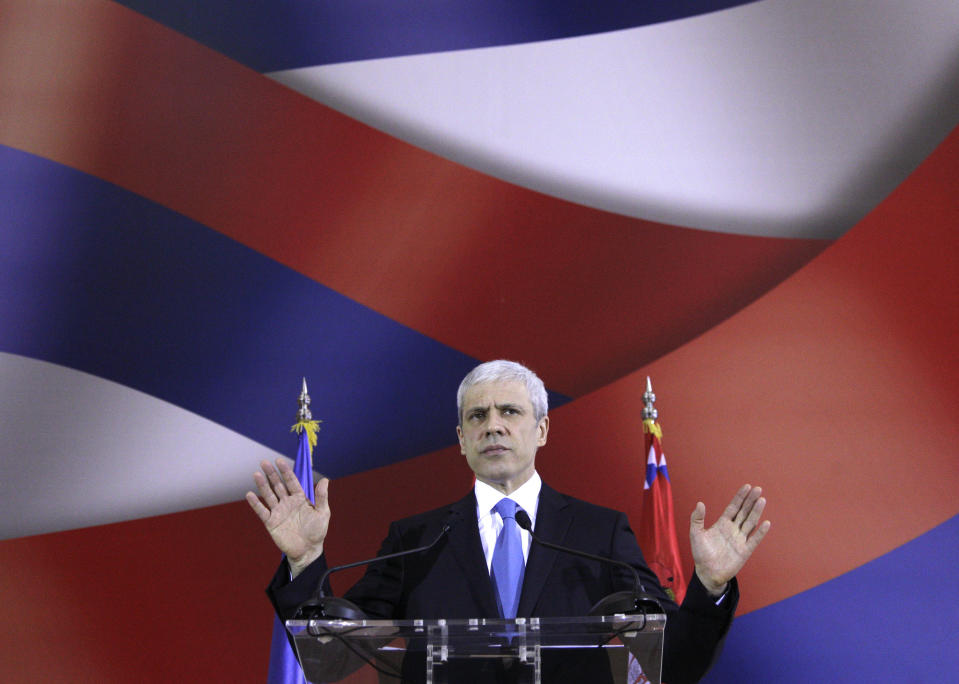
(246, 459, 330, 577)
(689, 484, 771, 595)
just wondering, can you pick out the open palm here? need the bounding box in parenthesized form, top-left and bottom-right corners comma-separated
(689, 484, 770, 594)
(247, 459, 330, 574)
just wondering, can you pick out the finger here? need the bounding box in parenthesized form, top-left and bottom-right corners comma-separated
(245, 491, 271, 524)
(689, 501, 706, 534)
(259, 458, 280, 486)
(278, 459, 305, 497)
(314, 477, 330, 509)
(736, 486, 764, 527)
(740, 495, 767, 536)
(721, 484, 751, 522)
(265, 459, 291, 498)
(745, 519, 772, 554)
(252, 469, 279, 508)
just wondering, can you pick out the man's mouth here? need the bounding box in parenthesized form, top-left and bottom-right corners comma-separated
(482, 444, 509, 454)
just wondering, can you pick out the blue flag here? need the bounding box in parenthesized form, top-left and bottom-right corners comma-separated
(267, 415, 317, 684)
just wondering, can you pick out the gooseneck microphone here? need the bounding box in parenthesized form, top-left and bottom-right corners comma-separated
(513, 510, 663, 616)
(294, 512, 461, 621)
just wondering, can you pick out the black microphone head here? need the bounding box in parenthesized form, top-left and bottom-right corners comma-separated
(295, 595, 368, 621)
(514, 509, 533, 531)
(588, 591, 664, 616)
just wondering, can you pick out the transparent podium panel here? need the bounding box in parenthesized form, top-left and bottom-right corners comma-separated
(287, 614, 665, 684)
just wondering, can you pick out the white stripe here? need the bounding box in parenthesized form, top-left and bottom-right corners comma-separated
(269, 0, 959, 239)
(644, 444, 657, 489)
(0, 353, 281, 539)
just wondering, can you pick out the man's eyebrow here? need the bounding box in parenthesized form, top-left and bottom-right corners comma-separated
(495, 402, 524, 412)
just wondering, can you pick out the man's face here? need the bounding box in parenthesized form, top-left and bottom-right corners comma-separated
(456, 380, 549, 494)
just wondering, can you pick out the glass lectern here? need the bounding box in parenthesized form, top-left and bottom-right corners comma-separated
(287, 613, 665, 684)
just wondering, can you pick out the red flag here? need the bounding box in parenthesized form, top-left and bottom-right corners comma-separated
(638, 416, 688, 605)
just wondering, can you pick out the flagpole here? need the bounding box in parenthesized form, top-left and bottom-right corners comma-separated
(266, 379, 321, 684)
(638, 375, 686, 603)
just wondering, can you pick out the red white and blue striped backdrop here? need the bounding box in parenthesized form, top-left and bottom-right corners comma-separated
(1, 1, 957, 681)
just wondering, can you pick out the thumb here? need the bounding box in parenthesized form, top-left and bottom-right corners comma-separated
(689, 501, 706, 534)
(314, 477, 330, 507)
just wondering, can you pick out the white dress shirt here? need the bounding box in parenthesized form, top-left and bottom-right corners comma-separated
(474, 471, 542, 572)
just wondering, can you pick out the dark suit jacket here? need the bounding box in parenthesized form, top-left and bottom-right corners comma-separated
(268, 483, 737, 683)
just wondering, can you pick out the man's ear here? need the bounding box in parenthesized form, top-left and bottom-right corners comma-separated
(456, 424, 466, 454)
(537, 415, 549, 447)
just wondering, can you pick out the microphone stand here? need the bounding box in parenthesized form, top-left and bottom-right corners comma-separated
(514, 510, 663, 616)
(295, 517, 457, 621)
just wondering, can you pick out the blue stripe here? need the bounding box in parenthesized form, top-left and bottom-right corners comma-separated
(658, 463, 671, 483)
(112, 0, 761, 71)
(645, 462, 658, 488)
(0, 145, 568, 476)
(703, 514, 959, 682)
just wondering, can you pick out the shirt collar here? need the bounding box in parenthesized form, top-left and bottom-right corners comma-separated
(474, 470, 542, 526)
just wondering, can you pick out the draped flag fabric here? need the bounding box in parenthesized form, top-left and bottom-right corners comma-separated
(267, 418, 319, 684)
(629, 415, 689, 683)
(638, 419, 688, 606)
(3, 2, 958, 682)
(627, 652, 652, 684)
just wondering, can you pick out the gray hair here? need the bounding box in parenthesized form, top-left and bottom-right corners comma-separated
(456, 360, 548, 425)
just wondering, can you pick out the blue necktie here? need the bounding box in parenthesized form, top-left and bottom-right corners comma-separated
(491, 498, 525, 619)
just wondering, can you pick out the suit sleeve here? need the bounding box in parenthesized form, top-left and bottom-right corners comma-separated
(266, 521, 408, 622)
(265, 553, 331, 621)
(609, 512, 737, 684)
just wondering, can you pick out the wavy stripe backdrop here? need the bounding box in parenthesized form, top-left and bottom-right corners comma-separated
(1, 0, 957, 681)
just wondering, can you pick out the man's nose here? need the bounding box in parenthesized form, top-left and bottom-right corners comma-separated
(485, 419, 506, 435)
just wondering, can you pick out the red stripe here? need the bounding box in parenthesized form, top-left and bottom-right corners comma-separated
(536, 124, 959, 615)
(0, 444, 470, 682)
(0, 0, 829, 396)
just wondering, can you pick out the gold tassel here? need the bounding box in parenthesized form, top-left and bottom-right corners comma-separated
(291, 419, 322, 452)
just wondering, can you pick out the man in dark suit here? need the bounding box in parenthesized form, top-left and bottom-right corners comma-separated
(249, 361, 770, 683)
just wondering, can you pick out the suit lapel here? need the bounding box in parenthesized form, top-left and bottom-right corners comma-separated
(445, 491, 501, 618)
(517, 483, 572, 616)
